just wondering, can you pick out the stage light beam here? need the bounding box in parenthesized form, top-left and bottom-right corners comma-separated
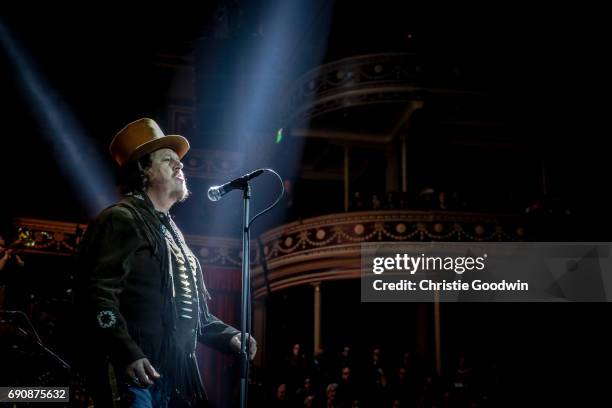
(0, 20, 117, 216)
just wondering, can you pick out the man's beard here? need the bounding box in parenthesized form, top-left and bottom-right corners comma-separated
(148, 176, 190, 204)
(175, 180, 190, 203)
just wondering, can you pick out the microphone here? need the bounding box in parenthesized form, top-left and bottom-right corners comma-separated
(208, 169, 265, 201)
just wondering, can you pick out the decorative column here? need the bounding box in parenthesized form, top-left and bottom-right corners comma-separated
(252, 299, 267, 366)
(416, 303, 428, 359)
(434, 291, 441, 376)
(344, 147, 350, 211)
(401, 134, 407, 193)
(312, 282, 322, 353)
(386, 145, 400, 193)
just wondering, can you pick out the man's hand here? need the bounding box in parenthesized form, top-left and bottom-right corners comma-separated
(125, 358, 160, 387)
(230, 333, 257, 360)
(14, 254, 24, 268)
(0, 250, 10, 271)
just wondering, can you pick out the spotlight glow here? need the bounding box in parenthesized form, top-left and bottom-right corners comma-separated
(0, 20, 116, 216)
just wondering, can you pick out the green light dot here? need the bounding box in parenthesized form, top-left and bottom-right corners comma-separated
(275, 128, 283, 144)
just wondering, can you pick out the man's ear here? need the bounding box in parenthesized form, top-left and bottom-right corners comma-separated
(137, 160, 152, 189)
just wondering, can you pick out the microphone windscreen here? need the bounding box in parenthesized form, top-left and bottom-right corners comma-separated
(208, 186, 222, 201)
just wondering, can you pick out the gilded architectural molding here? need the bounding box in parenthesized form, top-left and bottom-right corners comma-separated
(250, 210, 526, 298)
(13, 210, 526, 297)
(13, 218, 88, 257)
(285, 53, 481, 125)
(12, 218, 241, 269)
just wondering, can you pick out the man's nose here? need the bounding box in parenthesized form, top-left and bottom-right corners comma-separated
(174, 160, 183, 170)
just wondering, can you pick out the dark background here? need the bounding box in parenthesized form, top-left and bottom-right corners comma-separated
(1, 3, 610, 406)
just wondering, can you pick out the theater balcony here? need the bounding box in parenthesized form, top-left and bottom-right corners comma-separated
(250, 210, 526, 299)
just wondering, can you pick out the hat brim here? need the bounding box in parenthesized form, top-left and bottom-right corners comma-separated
(129, 135, 190, 163)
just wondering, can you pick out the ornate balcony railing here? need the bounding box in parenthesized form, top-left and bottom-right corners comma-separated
(12, 218, 242, 270)
(13, 210, 529, 298)
(251, 210, 526, 298)
(284, 53, 480, 125)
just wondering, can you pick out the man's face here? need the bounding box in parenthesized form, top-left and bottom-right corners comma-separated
(341, 367, 351, 381)
(277, 384, 286, 400)
(146, 148, 189, 202)
(398, 367, 406, 379)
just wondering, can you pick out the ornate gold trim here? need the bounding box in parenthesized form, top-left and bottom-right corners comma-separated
(250, 210, 526, 298)
(13, 209, 526, 296)
(12, 218, 242, 269)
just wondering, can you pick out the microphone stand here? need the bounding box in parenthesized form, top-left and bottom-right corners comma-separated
(209, 168, 284, 408)
(239, 181, 252, 408)
(0, 310, 70, 371)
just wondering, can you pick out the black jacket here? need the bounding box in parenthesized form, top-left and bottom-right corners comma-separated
(74, 195, 239, 404)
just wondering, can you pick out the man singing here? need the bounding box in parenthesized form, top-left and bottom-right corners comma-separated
(75, 118, 256, 407)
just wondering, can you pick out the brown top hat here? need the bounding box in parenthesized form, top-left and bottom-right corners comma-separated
(109, 118, 190, 166)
